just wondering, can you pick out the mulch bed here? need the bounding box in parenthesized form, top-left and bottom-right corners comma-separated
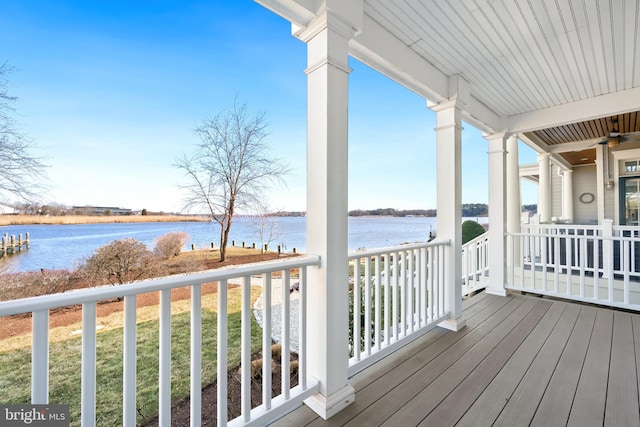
(142, 350, 299, 426)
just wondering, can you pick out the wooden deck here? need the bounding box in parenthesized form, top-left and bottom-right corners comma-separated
(272, 292, 640, 426)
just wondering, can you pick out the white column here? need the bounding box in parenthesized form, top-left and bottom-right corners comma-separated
(562, 169, 574, 223)
(538, 153, 552, 223)
(431, 100, 466, 331)
(299, 10, 356, 419)
(485, 133, 508, 296)
(596, 145, 605, 224)
(506, 134, 521, 269)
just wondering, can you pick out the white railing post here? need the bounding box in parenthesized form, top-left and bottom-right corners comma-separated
(190, 284, 202, 427)
(81, 302, 97, 427)
(217, 279, 228, 424)
(159, 289, 172, 427)
(31, 310, 49, 404)
(123, 295, 137, 426)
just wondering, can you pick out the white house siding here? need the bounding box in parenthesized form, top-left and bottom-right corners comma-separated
(573, 165, 598, 224)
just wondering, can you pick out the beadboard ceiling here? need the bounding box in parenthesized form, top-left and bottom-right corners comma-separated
(259, 0, 640, 152)
(365, 0, 640, 118)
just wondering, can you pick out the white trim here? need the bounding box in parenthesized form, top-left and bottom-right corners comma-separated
(612, 148, 640, 225)
(507, 86, 640, 133)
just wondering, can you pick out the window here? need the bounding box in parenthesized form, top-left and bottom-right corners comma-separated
(625, 160, 639, 173)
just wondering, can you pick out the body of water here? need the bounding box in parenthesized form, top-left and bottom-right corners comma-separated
(1, 216, 487, 273)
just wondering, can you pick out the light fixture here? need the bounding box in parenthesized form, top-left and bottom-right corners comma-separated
(608, 138, 619, 150)
(605, 179, 615, 190)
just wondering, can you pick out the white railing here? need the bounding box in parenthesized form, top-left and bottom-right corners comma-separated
(508, 223, 640, 311)
(0, 256, 321, 427)
(347, 240, 449, 375)
(461, 231, 489, 296)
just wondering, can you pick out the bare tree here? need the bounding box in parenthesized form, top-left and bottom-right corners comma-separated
(251, 201, 282, 254)
(175, 100, 289, 261)
(0, 62, 47, 202)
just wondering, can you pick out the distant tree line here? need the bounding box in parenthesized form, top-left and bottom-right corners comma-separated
(349, 208, 436, 217)
(348, 204, 490, 217)
(347, 203, 538, 218)
(3, 202, 189, 217)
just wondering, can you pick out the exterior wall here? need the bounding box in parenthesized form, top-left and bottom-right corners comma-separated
(572, 164, 598, 224)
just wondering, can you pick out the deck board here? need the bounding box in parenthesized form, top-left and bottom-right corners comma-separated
(382, 298, 541, 426)
(530, 306, 596, 426)
(567, 309, 613, 427)
(302, 295, 516, 427)
(419, 299, 552, 426)
(492, 304, 581, 427)
(343, 296, 528, 426)
(605, 312, 640, 426)
(456, 299, 566, 427)
(269, 292, 640, 427)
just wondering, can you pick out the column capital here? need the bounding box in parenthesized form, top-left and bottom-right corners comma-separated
(427, 98, 463, 113)
(294, 2, 363, 43)
(537, 152, 551, 161)
(482, 131, 509, 142)
(563, 169, 574, 175)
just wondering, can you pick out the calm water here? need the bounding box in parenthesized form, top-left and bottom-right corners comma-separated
(1, 216, 487, 273)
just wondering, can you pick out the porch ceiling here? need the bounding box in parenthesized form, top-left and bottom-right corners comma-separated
(258, 0, 640, 137)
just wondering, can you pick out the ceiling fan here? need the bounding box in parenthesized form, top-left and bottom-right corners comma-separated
(598, 117, 640, 149)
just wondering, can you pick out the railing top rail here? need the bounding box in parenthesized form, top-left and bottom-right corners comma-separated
(507, 231, 639, 242)
(347, 240, 450, 260)
(521, 223, 601, 230)
(613, 225, 640, 231)
(0, 255, 321, 317)
(462, 231, 489, 248)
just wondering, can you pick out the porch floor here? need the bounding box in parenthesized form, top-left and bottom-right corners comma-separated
(271, 291, 640, 426)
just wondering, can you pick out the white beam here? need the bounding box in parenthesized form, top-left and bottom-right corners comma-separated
(507, 86, 640, 133)
(254, 0, 318, 27)
(350, 14, 449, 103)
(351, 15, 502, 133)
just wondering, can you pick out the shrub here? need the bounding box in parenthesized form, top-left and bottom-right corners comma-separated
(78, 238, 161, 286)
(462, 220, 486, 244)
(153, 232, 189, 259)
(0, 269, 72, 301)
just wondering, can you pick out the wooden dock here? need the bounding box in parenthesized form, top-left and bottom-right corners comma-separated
(1, 233, 29, 256)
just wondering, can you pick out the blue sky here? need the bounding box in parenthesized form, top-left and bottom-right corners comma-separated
(1, 0, 538, 213)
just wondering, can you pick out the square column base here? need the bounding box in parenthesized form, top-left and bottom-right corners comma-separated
(485, 286, 508, 297)
(438, 315, 466, 332)
(304, 384, 355, 420)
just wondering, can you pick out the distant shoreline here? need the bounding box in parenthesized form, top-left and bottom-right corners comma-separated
(0, 214, 209, 226)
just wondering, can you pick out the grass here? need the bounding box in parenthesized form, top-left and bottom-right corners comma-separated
(0, 285, 263, 426)
(0, 214, 209, 226)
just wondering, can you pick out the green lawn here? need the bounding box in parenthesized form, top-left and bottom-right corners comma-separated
(0, 288, 263, 426)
